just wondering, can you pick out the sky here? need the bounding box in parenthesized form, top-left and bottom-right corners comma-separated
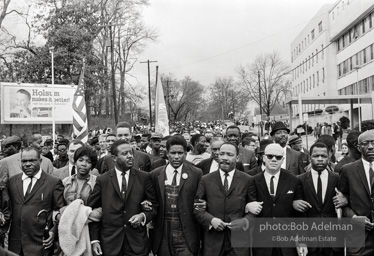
(131, 0, 338, 88)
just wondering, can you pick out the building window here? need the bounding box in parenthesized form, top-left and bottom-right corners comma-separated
(313, 74, 315, 87)
(316, 49, 318, 63)
(363, 19, 366, 34)
(371, 44, 374, 60)
(318, 21, 323, 32)
(321, 45, 324, 59)
(337, 40, 340, 52)
(322, 68, 325, 82)
(332, 11, 334, 20)
(370, 13, 373, 29)
(311, 29, 315, 40)
(317, 71, 319, 83)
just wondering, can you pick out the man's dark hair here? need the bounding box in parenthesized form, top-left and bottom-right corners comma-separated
(106, 133, 117, 139)
(68, 139, 84, 149)
(162, 135, 171, 141)
(73, 146, 98, 169)
(116, 121, 131, 130)
(111, 140, 130, 156)
(220, 142, 239, 156)
(22, 146, 41, 158)
(89, 137, 99, 146)
(190, 134, 204, 147)
(242, 137, 255, 147)
(316, 135, 335, 151)
(309, 142, 329, 156)
(166, 135, 187, 152)
(346, 131, 361, 149)
(17, 89, 31, 101)
(226, 125, 241, 135)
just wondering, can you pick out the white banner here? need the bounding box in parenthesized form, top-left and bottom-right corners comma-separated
(155, 78, 169, 136)
(1, 82, 77, 124)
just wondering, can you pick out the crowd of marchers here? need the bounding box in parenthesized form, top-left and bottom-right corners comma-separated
(0, 120, 372, 256)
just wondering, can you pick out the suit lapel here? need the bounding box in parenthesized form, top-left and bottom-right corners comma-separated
(286, 148, 291, 170)
(357, 161, 371, 197)
(274, 171, 286, 202)
(16, 175, 24, 201)
(213, 171, 226, 195)
(227, 170, 239, 196)
(305, 171, 320, 205)
(125, 168, 135, 201)
(158, 166, 167, 206)
(24, 172, 46, 203)
(257, 173, 273, 202)
(110, 169, 122, 199)
(323, 171, 335, 207)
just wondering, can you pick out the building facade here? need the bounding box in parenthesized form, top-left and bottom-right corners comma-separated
(290, 0, 374, 127)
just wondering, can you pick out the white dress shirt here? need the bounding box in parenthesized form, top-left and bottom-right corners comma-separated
(22, 169, 42, 196)
(219, 169, 235, 190)
(210, 160, 219, 173)
(115, 167, 129, 191)
(69, 163, 75, 176)
(165, 164, 183, 186)
(362, 159, 374, 192)
(264, 171, 280, 196)
(311, 168, 328, 203)
(281, 146, 287, 169)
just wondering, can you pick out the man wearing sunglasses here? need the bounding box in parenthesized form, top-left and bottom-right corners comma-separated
(270, 121, 305, 176)
(248, 143, 305, 256)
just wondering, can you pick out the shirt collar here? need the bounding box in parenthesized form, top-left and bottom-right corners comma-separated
(115, 167, 130, 175)
(311, 168, 327, 175)
(166, 163, 183, 174)
(22, 169, 42, 180)
(362, 158, 373, 168)
(219, 169, 235, 177)
(264, 170, 280, 180)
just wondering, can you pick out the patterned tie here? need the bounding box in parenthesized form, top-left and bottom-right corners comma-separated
(25, 177, 33, 198)
(370, 163, 374, 197)
(224, 173, 229, 193)
(172, 170, 178, 186)
(317, 171, 323, 203)
(121, 172, 127, 200)
(270, 176, 275, 198)
(71, 166, 76, 176)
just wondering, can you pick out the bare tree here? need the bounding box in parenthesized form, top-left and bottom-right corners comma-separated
(237, 51, 291, 117)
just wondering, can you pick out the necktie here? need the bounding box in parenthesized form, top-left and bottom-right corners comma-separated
(370, 163, 374, 197)
(25, 177, 33, 198)
(71, 166, 76, 176)
(224, 173, 229, 193)
(270, 176, 275, 198)
(172, 170, 178, 186)
(317, 171, 323, 203)
(121, 172, 127, 200)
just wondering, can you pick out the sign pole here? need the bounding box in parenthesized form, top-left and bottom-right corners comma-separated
(50, 47, 56, 141)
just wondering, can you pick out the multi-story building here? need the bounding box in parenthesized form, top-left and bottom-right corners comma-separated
(290, 4, 336, 117)
(290, 0, 374, 127)
(332, 0, 374, 122)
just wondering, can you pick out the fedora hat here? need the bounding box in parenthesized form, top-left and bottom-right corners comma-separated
(270, 121, 290, 136)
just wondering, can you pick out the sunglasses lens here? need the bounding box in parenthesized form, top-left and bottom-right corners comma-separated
(275, 156, 283, 161)
(266, 155, 283, 161)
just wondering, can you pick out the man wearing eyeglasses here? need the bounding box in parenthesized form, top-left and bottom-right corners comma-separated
(248, 143, 305, 256)
(339, 130, 374, 255)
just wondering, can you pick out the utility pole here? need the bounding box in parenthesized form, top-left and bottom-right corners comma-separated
(258, 71, 263, 136)
(140, 60, 157, 129)
(109, 23, 119, 124)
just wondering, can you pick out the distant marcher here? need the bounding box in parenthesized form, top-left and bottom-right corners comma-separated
(337, 142, 349, 162)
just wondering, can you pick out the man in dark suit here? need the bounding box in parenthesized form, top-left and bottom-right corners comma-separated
(297, 142, 346, 256)
(195, 142, 255, 256)
(7, 146, 65, 256)
(270, 121, 305, 175)
(247, 139, 274, 176)
(88, 140, 157, 256)
(338, 130, 374, 255)
(97, 122, 151, 173)
(249, 143, 305, 256)
(197, 137, 244, 175)
(150, 135, 203, 256)
(52, 139, 84, 179)
(288, 134, 310, 169)
(225, 125, 257, 172)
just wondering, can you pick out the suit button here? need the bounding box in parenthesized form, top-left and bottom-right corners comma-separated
(124, 211, 126, 214)
(124, 224, 127, 227)
(273, 204, 276, 206)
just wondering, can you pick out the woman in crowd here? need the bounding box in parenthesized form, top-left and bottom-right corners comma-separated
(338, 142, 349, 162)
(58, 146, 101, 256)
